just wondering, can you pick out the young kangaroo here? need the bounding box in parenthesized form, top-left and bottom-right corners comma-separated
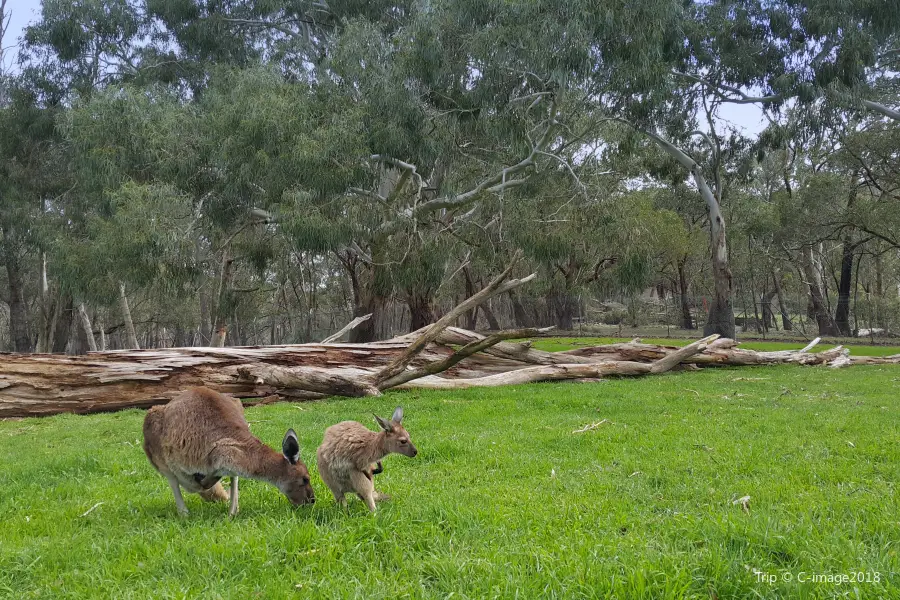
(316, 407, 417, 512)
(142, 387, 315, 517)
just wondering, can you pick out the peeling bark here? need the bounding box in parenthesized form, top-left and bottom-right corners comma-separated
(2, 332, 887, 418)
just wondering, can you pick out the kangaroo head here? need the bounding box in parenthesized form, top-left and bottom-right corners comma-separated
(277, 429, 316, 505)
(374, 407, 418, 458)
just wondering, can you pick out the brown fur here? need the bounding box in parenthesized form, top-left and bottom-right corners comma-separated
(142, 387, 314, 516)
(316, 407, 417, 512)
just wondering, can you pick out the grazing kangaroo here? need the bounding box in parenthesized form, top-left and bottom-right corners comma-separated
(316, 407, 417, 512)
(142, 387, 315, 517)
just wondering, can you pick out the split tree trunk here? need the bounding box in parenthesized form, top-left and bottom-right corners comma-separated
(551, 256, 579, 330)
(771, 270, 792, 331)
(77, 303, 98, 352)
(119, 282, 140, 349)
(349, 283, 387, 343)
(801, 246, 839, 336)
(345, 254, 389, 343)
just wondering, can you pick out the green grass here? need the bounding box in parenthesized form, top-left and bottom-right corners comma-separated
(1, 366, 899, 599)
(532, 336, 900, 356)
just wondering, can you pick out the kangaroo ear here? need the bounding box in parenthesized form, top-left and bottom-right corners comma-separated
(391, 406, 403, 423)
(373, 414, 394, 432)
(282, 429, 300, 465)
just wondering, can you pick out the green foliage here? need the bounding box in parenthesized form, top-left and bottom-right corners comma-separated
(52, 182, 196, 301)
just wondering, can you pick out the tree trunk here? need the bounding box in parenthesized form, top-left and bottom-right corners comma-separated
(874, 249, 883, 298)
(642, 130, 734, 339)
(199, 290, 211, 345)
(703, 205, 736, 339)
(347, 262, 388, 343)
(479, 303, 501, 330)
(771, 270, 792, 331)
(406, 292, 435, 331)
(760, 290, 777, 331)
(508, 290, 533, 328)
(5, 251, 31, 352)
(677, 257, 694, 329)
(462, 267, 478, 330)
(211, 255, 234, 347)
(35, 253, 52, 353)
(77, 303, 98, 352)
(549, 287, 576, 330)
(834, 234, 854, 336)
(550, 258, 579, 331)
(97, 314, 108, 351)
(801, 247, 839, 336)
(51, 295, 74, 353)
(118, 282, 140, 349)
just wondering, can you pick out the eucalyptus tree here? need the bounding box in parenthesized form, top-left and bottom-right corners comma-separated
(748, 105, 897, 337)
(592, 0, 900, 338)
(19, 0, 149, 100)
(650, 185, 709, 330)
(276, 12, 591, 340)
(0, 83, 72, 352)
(674, 0, 900, 121)
(504, 166, 626, 330)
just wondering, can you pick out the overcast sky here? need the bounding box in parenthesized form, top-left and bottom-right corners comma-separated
(3, 0, 766, 133)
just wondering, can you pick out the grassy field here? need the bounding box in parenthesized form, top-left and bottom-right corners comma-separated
(1, 344, 898, 598)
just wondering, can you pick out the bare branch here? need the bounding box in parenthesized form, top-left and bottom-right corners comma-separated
(674, 71, 783, 104)
(861, 100, 900, 122)
(412, 98, 559, 214)
(378, 327, 555, 389)
(649, 335, 719, 373)
(349, 187, 388, 204)
(372, 251, 535, 385)
(370, 154, 419, 173)
(321, 314, 372, 343)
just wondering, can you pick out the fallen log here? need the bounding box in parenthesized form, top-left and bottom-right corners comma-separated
(2, 258, 897, 418)
(4, 330, 889, 418)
